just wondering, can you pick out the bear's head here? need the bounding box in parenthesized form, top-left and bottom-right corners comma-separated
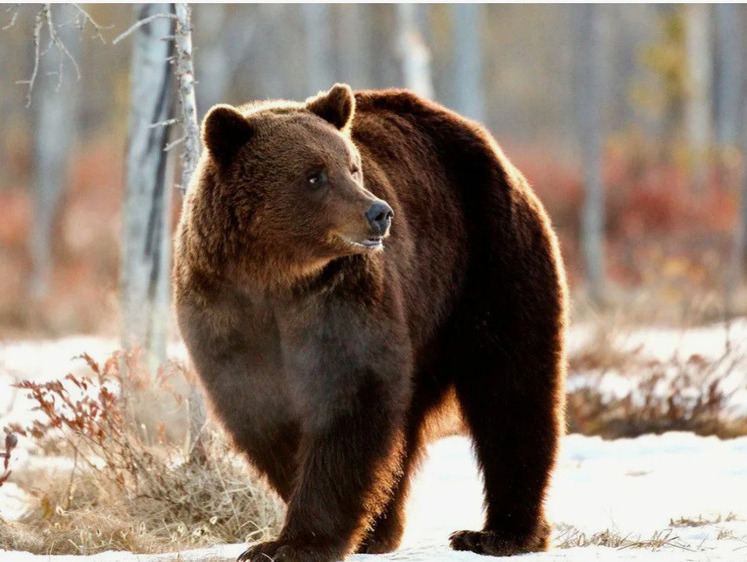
(190, 84, 393, 288)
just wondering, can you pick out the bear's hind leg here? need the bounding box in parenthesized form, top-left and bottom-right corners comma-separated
(449, 318, 563, 554)
(447, 238, 566, 555)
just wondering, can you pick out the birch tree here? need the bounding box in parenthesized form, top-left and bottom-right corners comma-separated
(396, 4, 434, 99)
(174, 3, 207, 463)
(577, 4, 606, 305)
(120, 3, 174, 368)
(451, 4, 485, 122)
(29, 5, 81, 301)
(116, 3, 206, 462)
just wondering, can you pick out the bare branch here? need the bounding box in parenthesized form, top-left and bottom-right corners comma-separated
(71, 3, 112, 44)
(164, 134, 186, 152)
(149, 117, 181, 129)
(112, 12, 178, 45)
(2, 7, 18, 31)
(14, 4, 86, 107)
(45, 4, 81, 93)
(23, 6, 45, 107)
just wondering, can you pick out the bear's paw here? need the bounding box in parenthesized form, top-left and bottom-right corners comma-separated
(449, 526, 550, 556)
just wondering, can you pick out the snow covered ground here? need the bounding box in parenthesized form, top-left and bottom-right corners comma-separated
(2, 433, 746, 561)
(2, 327, 747, 561)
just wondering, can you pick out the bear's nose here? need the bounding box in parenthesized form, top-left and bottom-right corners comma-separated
(365, 201, 394, 235)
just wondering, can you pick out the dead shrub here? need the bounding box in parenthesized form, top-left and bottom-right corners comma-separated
(567, 329, 747, 438)
(1, 350, 284, 554)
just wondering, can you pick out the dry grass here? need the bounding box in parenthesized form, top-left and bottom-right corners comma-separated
(0, 351, 284, 555)
(669, 513, 739, 528)
(1, 438, 284, 555)
(555, 524, 692, 551)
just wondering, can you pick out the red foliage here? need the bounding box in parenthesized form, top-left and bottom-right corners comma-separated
(0, 134, 127, 335)
(9, 351, 125, 444)
(510, 143, 737, 293)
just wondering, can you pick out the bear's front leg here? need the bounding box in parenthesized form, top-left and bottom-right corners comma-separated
(238, 293, 412, 562)
(238, 377, 406, 562)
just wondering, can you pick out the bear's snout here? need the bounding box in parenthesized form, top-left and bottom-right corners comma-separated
(365, 201, 394, 237)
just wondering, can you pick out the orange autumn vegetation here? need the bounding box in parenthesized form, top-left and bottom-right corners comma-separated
(511, 142, 739, 312)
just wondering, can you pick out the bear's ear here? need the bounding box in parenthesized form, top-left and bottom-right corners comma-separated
(202, 104, 255, 164)
(305, 83, 355, 131)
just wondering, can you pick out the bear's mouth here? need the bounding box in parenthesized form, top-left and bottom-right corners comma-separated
(360, 236, 383, 248)
(339, 235, 384, 249)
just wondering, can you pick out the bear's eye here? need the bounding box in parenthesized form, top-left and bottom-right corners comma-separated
(350, 164, 361, 179)
(307, 169, 328, 188)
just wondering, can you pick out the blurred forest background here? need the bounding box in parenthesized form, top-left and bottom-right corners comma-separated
(3, 4, 747, 556)
(1, 3, 747, 342)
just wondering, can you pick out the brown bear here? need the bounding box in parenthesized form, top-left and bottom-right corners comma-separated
(173, 84, 567, 562)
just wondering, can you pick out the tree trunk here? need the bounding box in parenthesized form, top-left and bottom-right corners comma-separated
(174, 3, 201, 193)
(121, 3, 174, 369)
(302, 4, 334, 93)
(174, 2, 207, 463)
(396, 4, 434, 99)
(714, 5, 742, 147)
(685, 4, 712, 192)
(451, 4, 485, 122)
(728, 7, 747, 307)
(30, 4, 80, 302)
(577, 4, 606, 305)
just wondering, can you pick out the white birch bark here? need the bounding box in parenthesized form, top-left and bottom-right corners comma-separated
(174, 3, 207, 462)
(121, 3, 174, 368)
(174, 3, 201, 192)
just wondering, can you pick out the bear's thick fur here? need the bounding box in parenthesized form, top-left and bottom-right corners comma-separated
(173, 84, 567, 562)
